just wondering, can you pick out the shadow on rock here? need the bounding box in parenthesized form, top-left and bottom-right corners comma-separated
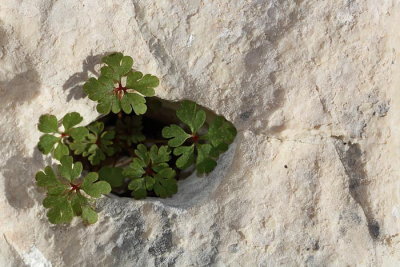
(3, 148, 45, 210)
(63, 52, 109, 101)
(0, 68, 41, 106)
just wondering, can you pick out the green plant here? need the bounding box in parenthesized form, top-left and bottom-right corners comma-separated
(69, 122, 116, 165)
(83, 53, 158, 115)
(162, 101, 237, 174)
(36, 156, 111, 224)
(37, 112, 88, 160)
(123, 144, 177, 199)
(35, 52, 237, 225)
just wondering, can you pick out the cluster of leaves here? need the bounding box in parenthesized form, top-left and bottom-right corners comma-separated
(83, 52, 159, 115)
(162, 101, 237, 174)
(35, 52, 237, 225)
(36, 156, 111, 224)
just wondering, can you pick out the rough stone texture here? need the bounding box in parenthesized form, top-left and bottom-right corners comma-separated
(1, 0, 400, 266)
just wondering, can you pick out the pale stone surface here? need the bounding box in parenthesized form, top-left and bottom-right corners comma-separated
(1, 0, 400, 266)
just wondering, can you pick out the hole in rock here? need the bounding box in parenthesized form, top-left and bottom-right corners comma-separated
(69, 98, 236, 201)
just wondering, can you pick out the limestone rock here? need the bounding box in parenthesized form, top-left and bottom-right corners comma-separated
(1, 0, 400, 266)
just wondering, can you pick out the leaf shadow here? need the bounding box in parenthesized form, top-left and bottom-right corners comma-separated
(3, 148, 46, 210)
(62, 52, 109, 101)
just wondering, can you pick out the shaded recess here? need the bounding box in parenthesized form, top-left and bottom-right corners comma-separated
(70, 97, 233, 199)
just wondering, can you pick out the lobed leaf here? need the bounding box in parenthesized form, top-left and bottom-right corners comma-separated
(126, 71, 158, 97)
(53, 142, 69, 160)
(162, 124, 191, 147)
(58, 156, 83, 182)
(36, 166, 63, 188)
(62, 112, 83, 131)
(38, 135, 60, 154)
(43, 195, 74, 224)
(98, 166, 125, 188)
(196, 144, 217, 174)
(38, 114, 58, 133)
(81, 172, 112, 198)
(204, 116, 237, 148)
(176, 100, 206, 133)
(173, 145, 195, 170)
(81, 206, 98, 224)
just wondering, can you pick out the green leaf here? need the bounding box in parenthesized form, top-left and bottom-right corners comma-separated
(126, 71, 158, 96)
(98, 166, 125, 188)
(38, 134, 60, 154)
(135, 144, 150, 164)
(97, 97, 112, 114)
(196, 144, 217, 174)
(36, 166, 64, 188)
(83, 77, 113, 102)
(154, 178, 177, 198)
(69, 122, 115, 166)
(86, 53, 158, 115)
(53, 142, 69, 160)
(176, 100, 206, 133)
(128, 178, 147, 199)
(123, 158, 146, 178)
(155, 167, 176, 180)
(102, 53, 134, 77)
(119, 56, 134, 76)
(58, 156, 82, 182)
(124, 145, 178, 199)
(38, 114, 58, 133)
(125, 93, 147, 115)
(81, 206, 98, 224)
(36, 160, 109, 225)
(68, 127, 89, 141)
(162, 124, 191, 147)
(62, 112, 83, 131)
(71, 194, 87, 215)
(173, 145, 195, 169)
(145, 176, 156, 190)
(102, 52, 123, 68)
(149, 145, 170, 164)
(43, 195, 74, 224)
(81, 172, 111, 198)
(87, 121, 104, 136)
(131, 188, 147, 199)
(204, 116, 237, 148)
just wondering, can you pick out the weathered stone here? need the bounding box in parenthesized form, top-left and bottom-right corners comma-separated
(1, 0, 400, 266)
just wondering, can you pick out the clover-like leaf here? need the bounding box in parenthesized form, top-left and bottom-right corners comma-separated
(196, 144, 217, 174)
(176, 100, 206, 133)
(123, 145, 176, 199)
(43, 195, 74, 224)
(38, 134, 60, 154)
(81, 172, 112, 198)
(38, 114, 58, 133)
(162, 125, 191, 147)
(62, 112, 83, 131)
(58, 156, 83, 182)
(36, 166, 66, 190)
(173, 145, 195, 170)
(101, 52, 133, 80)
(126, 71, 158, 97)
(204, 116, 237, 155)
(83, 53, 159, 115)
